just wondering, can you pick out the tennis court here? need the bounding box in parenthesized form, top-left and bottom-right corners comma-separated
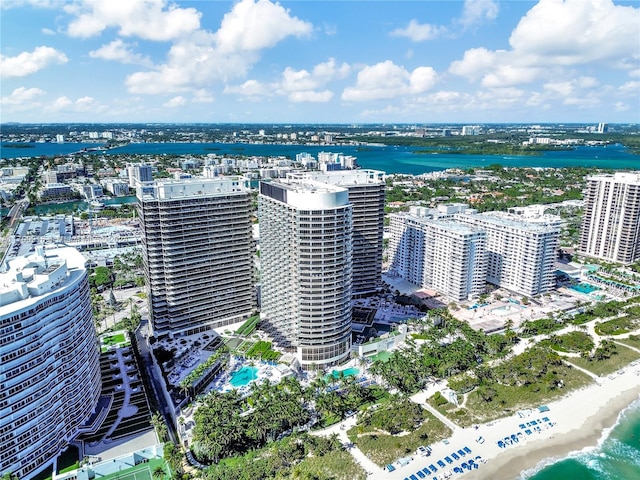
(111, 466, 152, 480)
(93, 458, 167, 480)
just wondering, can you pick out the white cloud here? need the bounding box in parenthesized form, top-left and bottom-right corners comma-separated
(390, 19, 447, 42)
(49, 96, 73, 110)
(509, 0, 639, 66)
(65, 0, 201, 41)
(125, 0, 314, 95)
(629, 69, 640, 78)
(47, 95, 105, 113)
(224, 79, 270, 97)
(0, 86, 46, 105)
(89, 39, 152, 66)
(0, 46, 67, 78)
(459, 0, 499, 29)
(615, 102, 629, 112)
(342, 60, 437, 101)
(618, 81, 640, 94)
(42, 27, 56, 35)
(192, 90, 214, 103)
(224, 58, 347, 103)
(450, 0, 640, 88)
(288, 90, 333, 103)
(214, 0, 312, 53)
(163, 96, 187, 108)
(279, 58, 349, 94)
(544, 81, 574, 97)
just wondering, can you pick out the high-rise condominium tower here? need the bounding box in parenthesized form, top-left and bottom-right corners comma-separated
(127, 163, 153, 187)
(455, 212, 559, 297)
(137, 177, 256, 337)
(259, 180, 353, 369)
(389, 213, 487, 301)
(579, 172, 640, 265)
(0, 247, 101, 480)
(287, 170, 385, 296)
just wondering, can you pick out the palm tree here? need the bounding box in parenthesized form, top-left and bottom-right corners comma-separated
(152, 466, 165, 480)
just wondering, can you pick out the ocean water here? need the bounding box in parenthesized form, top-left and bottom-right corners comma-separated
(522, 397, 640, 480)
(2, 142, 639, 174)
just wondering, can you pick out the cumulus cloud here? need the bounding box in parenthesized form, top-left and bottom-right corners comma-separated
(458, 0, 499, 29)
(224, 58, 347, 103)
(288, 90, 333, 102)
(390, 19, 447, 42)
(224, 79, 271, 97)
(64, 0, 201, 41)
(89, 39, 152, 66)
(0, 86, 46, 105)
(277, 58, 349, 101)
(214, 0, 311, 53)
(0, 46, 67, 78)
(125, 0, 313, 95)
(509, 0, 639, 65)
(42, 27, 56, 35)
(47, 95, 104, 113)
(163, 96, 187, 108)
(342, 60, 437, 101)
(450, 0, 640, 88)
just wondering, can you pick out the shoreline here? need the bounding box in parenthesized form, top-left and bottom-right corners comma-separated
(469, 383, 640, 480)
(380, 367, 640, 480)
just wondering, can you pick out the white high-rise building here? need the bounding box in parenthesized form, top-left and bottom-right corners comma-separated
(137, 178, 256, 337)
(455, 212, 559, 297)
(259, 179, 352, 369)
(127, 163, 153, 187)
(0, 247, 101, 480)
(579, 172, 640, 264)
(389, 213, 486, 301)
(287, 170, 385, 296)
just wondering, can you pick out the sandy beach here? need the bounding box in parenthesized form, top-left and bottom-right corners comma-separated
(364, 366, 640, 480)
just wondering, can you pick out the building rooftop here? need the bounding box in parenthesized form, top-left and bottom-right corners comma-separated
(136, 176, 250, 201)
(0, 246, 86, 311)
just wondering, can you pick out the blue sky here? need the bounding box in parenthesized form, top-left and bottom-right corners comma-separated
(1, 0, 639, 124)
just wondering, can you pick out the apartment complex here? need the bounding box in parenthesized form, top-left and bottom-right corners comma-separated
(579, 172, 640, 264)
(287, 170, 385, 296)
(389, 212, 486, 301)
(259, 180, 353, 369)
(455, 212, 560, 297)
(136, 178, 256, 337)
(0, 247, 101, 480)
(389, 205, 559, 299)
(127, 163, 153, 187)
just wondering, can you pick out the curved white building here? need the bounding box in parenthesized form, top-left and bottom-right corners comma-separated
(259, 180, 353, 369)
(0, 247, 101, 480)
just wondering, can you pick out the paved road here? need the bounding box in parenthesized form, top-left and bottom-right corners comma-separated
(135, 319, 178, 444)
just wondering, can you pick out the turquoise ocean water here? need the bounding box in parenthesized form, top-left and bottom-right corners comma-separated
(522, 397, 640, 480)
(2, 142, 639, 174)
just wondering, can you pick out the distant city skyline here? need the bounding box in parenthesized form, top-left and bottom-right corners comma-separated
(1, 0, 639, 124)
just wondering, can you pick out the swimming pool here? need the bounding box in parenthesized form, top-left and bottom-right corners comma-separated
(570, 283, 599, 294)
(229, 366, 258, 387)
(491, 305, 520, 316)
(327, 367, 359, 379)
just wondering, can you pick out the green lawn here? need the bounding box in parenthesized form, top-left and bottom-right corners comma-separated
(565, 345, 640, 376)
(294, 449, 366, 480)
(436, 365, 593, 427)
(616, 336, 640, 351)
(347, 409, 451, 467)
(103, 333, 126, 345)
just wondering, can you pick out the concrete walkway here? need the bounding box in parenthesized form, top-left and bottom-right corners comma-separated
(411, 387, 461, 433)
(310, 416, 386, 477)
